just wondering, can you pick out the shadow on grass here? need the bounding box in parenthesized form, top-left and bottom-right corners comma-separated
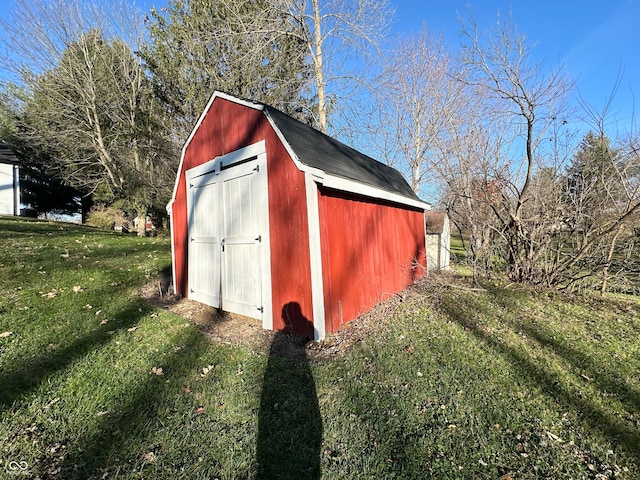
(256, 303, 322, 480)
(437, 290, 640, 459)
(485, 287, 640, 415)
(59, 326, 210, 479)
(0, 295, 150, 410)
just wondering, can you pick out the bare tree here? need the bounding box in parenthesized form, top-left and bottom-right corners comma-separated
(284, 0, 393, 133)
(458, 11, 573, 283)
(436, 85, 519, 278)
(1, 0, 176, 234)
(450, 12, 640, 290)
(367, 26, 465, 194)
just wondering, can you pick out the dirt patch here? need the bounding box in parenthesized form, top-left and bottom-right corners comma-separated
(138, 274, 439, 361)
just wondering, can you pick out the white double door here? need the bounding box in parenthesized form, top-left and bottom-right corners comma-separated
(186, 142, 269, 321)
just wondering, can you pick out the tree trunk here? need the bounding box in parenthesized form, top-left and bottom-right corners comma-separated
(311, 0, 327, 133)
(601, 225, 623, 295)
(81, 194, 93, 224)
(136, 207, 147, 237)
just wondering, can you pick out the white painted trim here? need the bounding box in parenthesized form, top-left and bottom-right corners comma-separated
(253, 146, 273, 331)
(169, 213, 178, 295)
(185, 158, 217, 182)
(319, 174, 431, 210)
(185, 141, 267, 184)
(220, 140, 266, 168)
(305, 172, 325, 341)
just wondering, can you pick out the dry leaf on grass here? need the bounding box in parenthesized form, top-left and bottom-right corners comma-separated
(72, 286, 84, 293)
(151, 367, 163, 376)
(140, 451, 156, 463)
(0, 331, 13, 338)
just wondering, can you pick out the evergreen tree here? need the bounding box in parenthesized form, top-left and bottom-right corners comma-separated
(565, 132, 622, 231)
(141, 0, 313, 141)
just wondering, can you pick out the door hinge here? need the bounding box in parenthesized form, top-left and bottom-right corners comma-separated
(255, 235, 262, 243)
(253, 165, 260, 172)
(221, 238, 225, 252)
(257, 306, 264, 313)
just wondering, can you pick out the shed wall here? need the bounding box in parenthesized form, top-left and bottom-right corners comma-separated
(171, 98, 314, 337)
(317, 188, 426, 332)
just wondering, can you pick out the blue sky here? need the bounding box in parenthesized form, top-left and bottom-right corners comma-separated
(1, 0, 638, 130)
(391, 0, 640, 129)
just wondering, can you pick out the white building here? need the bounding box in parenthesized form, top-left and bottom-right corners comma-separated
(0, 140, 20, 216)
(425, 211, 451, 272)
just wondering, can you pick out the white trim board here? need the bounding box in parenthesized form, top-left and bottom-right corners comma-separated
(304, 171, 325, 341)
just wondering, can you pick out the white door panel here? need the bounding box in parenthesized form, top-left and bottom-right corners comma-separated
(187, 173, 221, 307)
(220, 168, 262, 317)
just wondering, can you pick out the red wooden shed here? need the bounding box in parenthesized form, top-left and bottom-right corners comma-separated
(168, 91, 430, 340)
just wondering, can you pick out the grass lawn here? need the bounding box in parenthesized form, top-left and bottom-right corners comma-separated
(449, 233, 467, 263)
(1, 216, 639, 479)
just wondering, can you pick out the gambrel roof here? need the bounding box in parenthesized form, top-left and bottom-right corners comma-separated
(170, 91, 430, 213)
(264, 106, 422, 203)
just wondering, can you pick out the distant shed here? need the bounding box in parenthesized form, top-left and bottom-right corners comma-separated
(168, 92, 431, 340)
(425, 211, 450, 272)
(0, 140, 20, 216)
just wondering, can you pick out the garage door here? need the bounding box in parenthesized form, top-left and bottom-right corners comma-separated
(186, 141, 270, 322)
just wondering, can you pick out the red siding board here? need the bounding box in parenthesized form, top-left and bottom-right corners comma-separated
(318, 188, 426, 332)
(171, 97, 314, 337)
(266, 134, 314, 338)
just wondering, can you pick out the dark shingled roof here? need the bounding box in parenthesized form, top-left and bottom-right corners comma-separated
(264, 106, 421, 202)
(0, 140, 19, 165)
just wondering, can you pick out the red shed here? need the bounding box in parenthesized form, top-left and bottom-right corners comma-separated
(168, 92, 430, 340)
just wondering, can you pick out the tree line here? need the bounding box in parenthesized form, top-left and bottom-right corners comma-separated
(0, 0, 638, 292)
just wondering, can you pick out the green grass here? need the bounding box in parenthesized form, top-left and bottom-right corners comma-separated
(1, 216, 639, 479)
(449, 233, 467, 263)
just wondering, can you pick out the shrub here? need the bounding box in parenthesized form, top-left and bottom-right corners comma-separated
(86, 205, 128, 231)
